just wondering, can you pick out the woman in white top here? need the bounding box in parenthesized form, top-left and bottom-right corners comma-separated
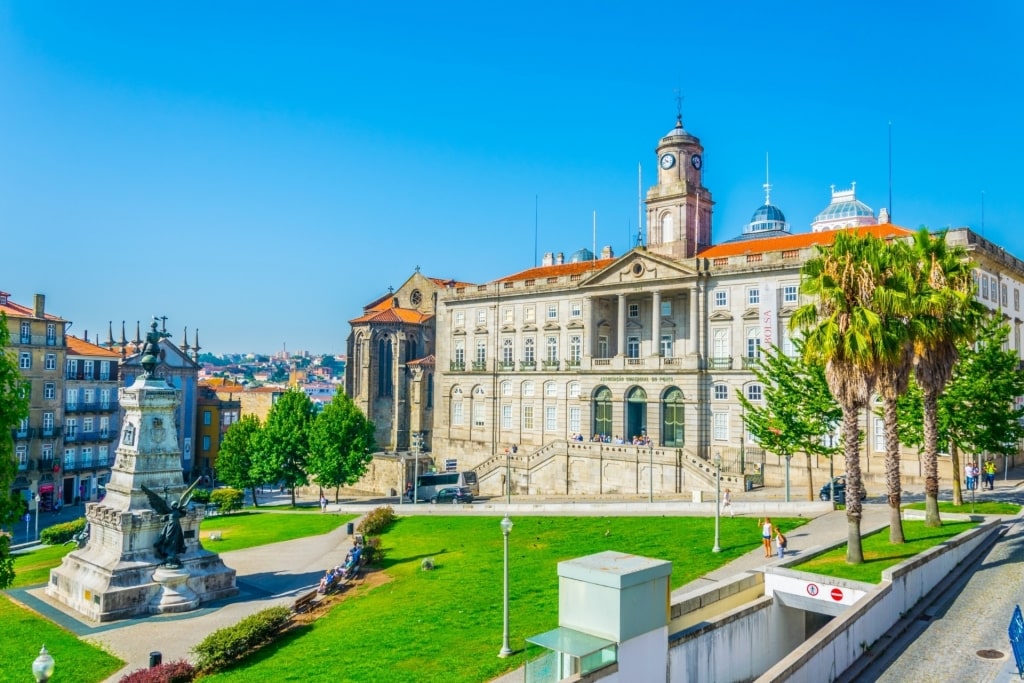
(759, 518, 773, 557)
(722, 489, 734, 517)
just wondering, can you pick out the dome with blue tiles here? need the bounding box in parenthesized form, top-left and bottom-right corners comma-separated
(811, 183, 876, 231)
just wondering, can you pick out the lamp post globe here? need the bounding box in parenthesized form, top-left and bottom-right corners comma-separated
(712, 453, 722, 553)
(32, 645, 55, 683)
(499, 515, 514, 658)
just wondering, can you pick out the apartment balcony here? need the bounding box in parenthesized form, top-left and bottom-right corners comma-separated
(64, 431, 80, 443)
(471, 361, 488, 371)
(709, 357, 733, 370)
(564, 359, 581, 369)
(742, 356, 761, 370)
(12, 428, 31, 441)
(498, 361, 516, 372)
(17, 460, 28, 471)
(541, 360, 561, 371)
(592, 357, 612, 367)
(65, 402, 101, 413)
(38, 458, 55, 472)
(450, 360, 466, 372)
(624, 357, 646, 368)
(18, 334, 58, 346)
(40, 427, 62, 438)
(519, 360, 536, 371)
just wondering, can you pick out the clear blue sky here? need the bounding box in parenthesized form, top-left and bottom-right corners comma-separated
(2, 2, 1022, 355)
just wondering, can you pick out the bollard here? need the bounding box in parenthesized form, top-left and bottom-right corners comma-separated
(346, 522, 355, 535)
(149, 651, 162, 668)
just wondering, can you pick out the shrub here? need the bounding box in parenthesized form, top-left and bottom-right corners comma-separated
(362, 536, 385, 565)
(421, 557, 435, 571)
(357, 506, 395, 536)
(118, 659, 195, 683)
(41, 517, 87, 545)
(209, 488, 244, 513)
(190, 488, 212, 504)
(192, 606, 292, 672)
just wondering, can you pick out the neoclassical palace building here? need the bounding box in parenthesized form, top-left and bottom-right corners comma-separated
(349, 117, 1024, 497)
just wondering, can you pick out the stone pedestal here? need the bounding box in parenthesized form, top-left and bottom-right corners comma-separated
(47, 372, 237, 622)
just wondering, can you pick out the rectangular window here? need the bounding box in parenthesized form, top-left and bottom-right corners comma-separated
(782, 328, 796, 358)
(746, 385, 763, 401)
(66, 388, 77, 407)
(545, 382, 557, 397)
(20, 321, 30, 341)
(627, 336, 640, 358)
(42, 412, 54, 431)
(84, 360, 94, 379)
(522, 405, 534, 430)
(454, 340, 465, 364)
(661, 300, 672, 317)
(503, 307, 514, 323)
(476, 309, 486, 325)
(65, 418, 78, 437)
(747, 288, 760, 306)
(1003, 284, 1008, 307)
(547, 304, 558, 320)
(66, 358, 77, 377)
(202, 435, 212, 451)
(523, 381, 535, 397)
(64, 448, 75, 468)
(46, 323, 56, 344)
(15, 446, 27, 469)
(83, 388, 95, 403)
(81, 446, 92, 465)
(713, 329, 730, 359)
(524, 338, 535, 363)
(41, 442, 53, 460)
(713, 412, 728, 440)
(19, 352, 31, 369)
(570, 301, 582, 318)
(545, 336, 558, 362)
(204, 410, 212, 425)
(453, 400, 464, 426)
(100, 416, 110, 437)
(524, 306, 535, 322)
(45, 353, 56, 371)
(98, 444, 109, 464)
(100, 389, 111, 408)
(569, 382, 581, 399)
(598, 336, 609, 358)
(476, 339, 487, 364)
(747, 328, 762, 359)
(83, 417, 94, 433)
(715, 290, 728, 308)
(545, 405, 556, 431)
(873, 417, 885, 452)
(502, 338, 514, 364)
(628, 303, 639, 318)
(569, 335, 581, 363)
(455, 311, 465, 326)
(100, 361, 111, 380)
(473, 403, 485, 427)
(982, 275, 989, 300)
(501, 404, 512, 429)
(661, 334, 673, 357)
(44, 382, 55, 399)
(1016, 289, 1021, 312)
(783, 285, 798, 304)
(569, 407, 581, 433)
(714, 384, 728, 400)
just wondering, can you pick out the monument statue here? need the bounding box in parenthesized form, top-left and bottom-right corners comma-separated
(140, 318, 171, 377)
(142, 479, 201, 568)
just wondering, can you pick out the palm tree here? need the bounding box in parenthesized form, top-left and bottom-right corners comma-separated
(792, 231, 895, 564)
(910, 229, 981, 527)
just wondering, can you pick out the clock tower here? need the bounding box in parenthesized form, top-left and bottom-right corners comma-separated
(646, 115, 714, 260)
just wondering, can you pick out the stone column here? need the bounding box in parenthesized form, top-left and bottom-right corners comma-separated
(651, 291, 661, 357)
(689, 286, 699, 355)
(583, 297, 593, 359)
(617, 294, 626, 357)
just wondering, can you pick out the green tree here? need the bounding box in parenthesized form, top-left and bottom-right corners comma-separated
(738, 342, 841, 501)
(0, 313, 30, 588)
(792, 231, 894, 564)
(909, 229, 981, 526)
(216, 414, 264, 507)
(260, 389, 315, 507)
(898, 315, 1024, 505)
(307, 394, 377, 502)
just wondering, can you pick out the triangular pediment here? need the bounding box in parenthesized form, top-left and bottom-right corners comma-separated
(660, 317, 677, 328)
(474, 326, 489, 334)
(522, 323, 537, 332)
(625, 319, 643, 330)
(500, 324, 516, 333)
(579, 248, 699, 289)
(567, 320, 585, 329)
(709, 310, 734, 321)
(741, 308, 760, 320)
(543, 322, 561, 331)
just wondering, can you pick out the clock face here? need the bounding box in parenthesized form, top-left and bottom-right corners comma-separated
(660, 153, 676, 170)
(690, 154, 702, 169)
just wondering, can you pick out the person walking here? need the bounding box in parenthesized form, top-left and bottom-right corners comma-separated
(722, 488, 734, 517)
(965, 462, 975, 491)
(319, 494, 328, 513)
(774, 525, 787, 559)
(971, 462, 981, 491)
(984, 459, 997, 490)
(759, 517, 773, 557)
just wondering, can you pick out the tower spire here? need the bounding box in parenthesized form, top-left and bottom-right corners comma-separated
(763, 153, 772, 205)
(674, 87, 684, 129)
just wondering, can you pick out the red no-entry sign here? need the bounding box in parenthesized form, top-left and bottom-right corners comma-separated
(830, 587, 844, 601)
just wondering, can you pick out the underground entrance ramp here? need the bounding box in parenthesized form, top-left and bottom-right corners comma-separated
(765, 568, 872, 617)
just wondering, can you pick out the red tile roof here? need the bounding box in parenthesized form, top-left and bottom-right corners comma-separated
(349, 307, 433, 325)
(698, 224, 913, 259)
(0, 293, 66, 321)
(429, 277, 476, 289)
(66, 335, 121, 358)
(407, 354, 436, 367)
(496, 258, 615, 283)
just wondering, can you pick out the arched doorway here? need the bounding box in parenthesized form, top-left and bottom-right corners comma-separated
(662, 387, 685, 446)
(625, 386, 647, 441)
(592, 386, 612, 438)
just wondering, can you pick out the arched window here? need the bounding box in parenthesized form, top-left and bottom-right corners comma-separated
(451, 386, 464, 426)
(661, 213, 675, 243)
(500, 380, 512, 396)
(662, 387, 685, 446)
(568, 381, 581, 399)
(592, 387, 612, 438)
(625, 386, 647, 441)
(544, 381, 557, 398)
(377, 337, 394, 397)
(425, 373, 433, 409)
(746, 384, 763, 402)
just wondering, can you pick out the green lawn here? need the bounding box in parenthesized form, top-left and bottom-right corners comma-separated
(793, 520, 977, 583)
(199, 511, 357, 553)
(207, 514, 804, 683)
(903, 501, 1020, 515)
(12, 544, 75, 588)
(0, 596, 122, 683)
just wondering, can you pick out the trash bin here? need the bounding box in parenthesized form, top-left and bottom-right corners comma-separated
(346, 522, 355, 535)
(149, 652, 162, 668)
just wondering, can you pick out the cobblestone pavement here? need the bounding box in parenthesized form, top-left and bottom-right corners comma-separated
(863, 516, 1024, 683)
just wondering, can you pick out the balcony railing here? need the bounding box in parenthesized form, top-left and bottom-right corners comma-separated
(593, 358, 611, 366)
(17, 334, 57, 346)
(564, 359, 581, 368)
(625, 358, 645, 367)
(65, 401, 102, 413)
(38, 458, 55, 472)
(64, 431, 80, 443)
(17, 460, 28, 471)
(471, 361, 488, 371)
(40, 427, 62, 438)
(12, 428, 30, 441)
(709, 357, 733, 370)
(450, 360, 466, 371)
(519, 360, 536, 371)
(498, 361, 516, 371)
(542, 360, 560, 371)
(742, 356, 761, 369)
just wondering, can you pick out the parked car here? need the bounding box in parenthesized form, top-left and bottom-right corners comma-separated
(431, 486, 474, 504)
(819, 476, 866, 504)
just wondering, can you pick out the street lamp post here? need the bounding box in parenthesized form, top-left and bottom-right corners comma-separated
(649, 439, 654, 504)
(32, 645, 55, 682)
(784, 454, 792, 503)
(506, 447, 512, 507)
(712, 452, 722, 553)
(499, 515, 514, 658)
(827, 434, 836, 504)
(33, 492, 39, 541)
(412, 432, 421, 505)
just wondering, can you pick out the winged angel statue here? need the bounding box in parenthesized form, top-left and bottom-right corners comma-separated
(141, 479, 201, 568)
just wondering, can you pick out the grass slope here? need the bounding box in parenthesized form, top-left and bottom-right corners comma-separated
(199, 511, 356, 553)
(903, 501, 1020, 515)
(207, 514, 805, 683)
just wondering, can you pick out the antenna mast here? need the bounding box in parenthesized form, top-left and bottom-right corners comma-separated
(888, 121, 893, 221)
